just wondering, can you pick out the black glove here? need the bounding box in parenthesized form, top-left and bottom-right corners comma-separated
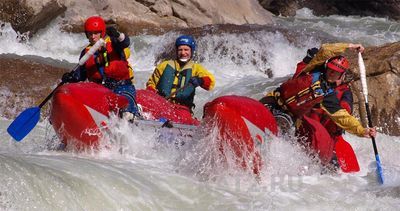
(303, 47, 319, 63)
(62, 72, 76, 83)
(189, 77, 203, 87)
(106, 26, 120, 38)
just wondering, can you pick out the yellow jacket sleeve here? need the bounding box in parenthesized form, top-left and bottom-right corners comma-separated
(192, 63, 216, 90)
(302, 43, 350, 73)
(146, 61, 169, 90)
(321, 106, 366, 137)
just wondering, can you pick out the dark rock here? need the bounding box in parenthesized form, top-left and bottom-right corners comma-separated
(0, 0, 66, 36)
(258, 0, 400, 20)
(0, 0, 33, 35)
(258, 0, 298, 16)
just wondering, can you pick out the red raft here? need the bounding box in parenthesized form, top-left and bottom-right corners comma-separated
(50, 82, 278, 173)
(50, 82, 199, 148)
(203, 96, 278, 174)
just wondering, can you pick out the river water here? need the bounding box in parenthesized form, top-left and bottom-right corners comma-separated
(1, 8, 399, 210)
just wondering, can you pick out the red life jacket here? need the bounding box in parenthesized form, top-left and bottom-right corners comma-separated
(293, 61, 307, 79)
(308, 84, 351, 137)
(84, 38, 132, 83)
(278, 72, 325, 117)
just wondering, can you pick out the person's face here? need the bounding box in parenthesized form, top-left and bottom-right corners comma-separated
(177, 45, 192, 61)
(326, 68, 344, 83)
(86, 31, 102, 44)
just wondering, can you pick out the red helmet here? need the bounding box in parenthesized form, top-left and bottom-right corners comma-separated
(84, 16, 106, 37)
(325, 55, 349, 73)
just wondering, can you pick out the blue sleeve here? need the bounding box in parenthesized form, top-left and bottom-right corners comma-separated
(311, 71, 321, 83)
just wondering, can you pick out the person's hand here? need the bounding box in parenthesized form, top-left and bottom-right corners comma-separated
(363, 127, 377, 138)
(189, 77, 203, 87)
(106, 26, 120, 38)
(349, 43, 365, 53)
(62, 72, 75, 83)
(303, 47, 319, 63)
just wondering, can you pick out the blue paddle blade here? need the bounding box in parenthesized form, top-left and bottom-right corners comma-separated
(7, 107, 41, 142)
(375, 155, 384, 184)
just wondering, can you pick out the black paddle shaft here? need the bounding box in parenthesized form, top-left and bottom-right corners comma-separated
(364, 102, 379, 156)
(38, 81, 65, 108)
(37, 64, 80, 108)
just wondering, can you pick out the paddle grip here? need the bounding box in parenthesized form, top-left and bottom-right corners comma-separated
(79, 38, 105, 66)
(358, 52, 369, 102)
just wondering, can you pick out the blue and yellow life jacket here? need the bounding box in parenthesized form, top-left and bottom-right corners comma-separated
(156, 60, 197, 108)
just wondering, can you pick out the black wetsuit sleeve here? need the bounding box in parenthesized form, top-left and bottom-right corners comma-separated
(71, 49, 88, 81)
(321, 93, 342, 114)
(110, 35, 130, 56)
(341, 89, 353, 113)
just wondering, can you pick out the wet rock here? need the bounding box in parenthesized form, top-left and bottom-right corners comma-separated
(346, 42, 400, 136)
(259, 0, 400, 20)
(0, 0, 66, 36)
(258, 0, 298, 16)
(1, 0, 273, 36)
(61, 0, 274, 36)
(0, 55, 68, 119)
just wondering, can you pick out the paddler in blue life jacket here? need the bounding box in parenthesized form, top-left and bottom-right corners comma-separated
(260, 43, 377, 164)
(146, 35, 215, 114)
(61, 16, 139, 120)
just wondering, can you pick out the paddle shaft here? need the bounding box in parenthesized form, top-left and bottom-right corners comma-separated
(38, 82, 65, 108)
(37, 63, 79, 108)
(364, 102, 380, 158)
(358, 52, 384, 184)
(358, 52, 378, 151)
(38, 39, 106, 108)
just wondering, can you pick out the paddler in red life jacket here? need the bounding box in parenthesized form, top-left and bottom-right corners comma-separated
(295, 54, 359, 167)
(294, 48, 357, 147)
(260, 43, 377, 141)
(146, 35, 215, 113)
(61, 16, 139, 120)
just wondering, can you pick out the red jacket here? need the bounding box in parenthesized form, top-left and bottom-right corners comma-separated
(293, 61, 307, 79)
(308, 84, 353, 137)
(84, 37, 132, 83)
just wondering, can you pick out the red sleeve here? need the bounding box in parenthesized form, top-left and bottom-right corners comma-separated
(201, 76, 212, 90)
(146, 86, 157, 93)
(340, 101, 351, 113)
(293, 61, 307, 78)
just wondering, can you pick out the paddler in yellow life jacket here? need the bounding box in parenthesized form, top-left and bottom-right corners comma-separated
(146, 35, 215, 113)
(260, 43, 377, 139)
(61, 16, 139, 120)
